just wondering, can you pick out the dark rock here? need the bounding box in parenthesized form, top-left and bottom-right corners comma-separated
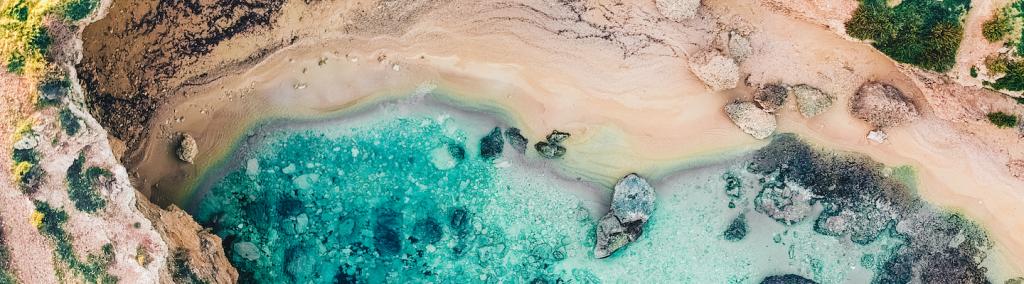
(753, 84, 789, 113)
(723, 214, 747, 241)
(535, 142, 566, 159)
(504, 128, 529, 153)
(594, 174, 655, 258)
(411, 218, 443, 244)
(545, 130, 571, 144)
(374, 209, 403, 256)
(760, 274, 817, 284)
(479, 127, 504, 160)
(447, 143, 466, 161)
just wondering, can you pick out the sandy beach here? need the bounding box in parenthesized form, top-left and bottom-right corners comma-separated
(121, 0, 1024, 276)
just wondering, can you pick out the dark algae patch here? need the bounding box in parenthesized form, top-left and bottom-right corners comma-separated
(723, 214, 748, 241)
(846, 0, 970, 72)
(744, 134, 995, 283)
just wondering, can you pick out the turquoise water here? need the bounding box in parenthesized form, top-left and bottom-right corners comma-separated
(192, 103, 1002, 283)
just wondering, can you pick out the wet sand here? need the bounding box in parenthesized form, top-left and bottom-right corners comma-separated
(130, 0, 1024, 275)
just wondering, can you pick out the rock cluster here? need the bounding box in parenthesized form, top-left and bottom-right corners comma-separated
(691, 55, 740, 91)
(177, 133, 198, 164)
(791, 84, 833, 117)
(850, 82, 920, 128)
(655, 0, 700, 21)
(594, 174, 655, 258)
(535, 130, 570, 159)
(725, 101, 777, 139)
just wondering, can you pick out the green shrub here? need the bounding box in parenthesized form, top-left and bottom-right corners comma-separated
(1015, 96, 1024, 104)
(32, 201, 117, 284)
(970, 66, 978, 77)
(59, 108, 80, 136)
(846, 0, 970, 72)
(982, 7, 1014, 42)
(61, 0, 98, 21)
(2, 0, 29, 21)
(991, 60, 1024, 90)
(0, 223, 16, 284)
(5, 52, 25, 74)
(987, 111, 1019, 128)
(66, 152, 108, 213)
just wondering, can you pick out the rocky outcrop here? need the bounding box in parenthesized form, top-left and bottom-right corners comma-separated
(725, 101, 777, 139)
(176, 133, 198, 164)
(535, 130, 570, 159)
(594, 174, 655, 258)
(760, 274, 818, 284)
(655, 0, 701, 21)
(851, 82, 920, 128)
(791, 84, 833, 117)
(753, 84, 788, 113)
(479, 127, 504, 160)
(727, 31, 753, 62)
(136, 196, 238, 284)
(504, 128, 529, 154)
(691, 55, 740, 91)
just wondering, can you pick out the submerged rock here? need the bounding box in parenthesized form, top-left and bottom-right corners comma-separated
(760, 274, 817, 284)
(723, 214, 748, 241)
(177, 133, 198, 164)
(753, 84, 789, 113)
(691, 55, 740, 91)
(479, 127, 504, 160)
(233, 242, 260, 261)
(725, 101, 777, 139)
(754, 184, 812, 225)
(791, 84, 833, 117)
(594, 174, 655, 258)
(851, 82, 919, 128)
(655, 0, 700, 21)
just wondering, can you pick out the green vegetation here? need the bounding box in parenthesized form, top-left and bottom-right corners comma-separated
(987, 111, 1020, 128)
(845, 0, 970, 72)
(1, 0, 98, 78)
(59, 0, 97, 21)
(983, 6, 1015, 42)
(32, 201, 117, 284)
(970, 66, 978, 77)
(59, 108, 79, 136)
(66, 152, 109, 213)
(11, 120, 44, 194)
(1015, 96, 1024, 104)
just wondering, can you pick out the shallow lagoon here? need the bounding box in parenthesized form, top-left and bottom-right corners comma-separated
(190, 99, 1003, 283)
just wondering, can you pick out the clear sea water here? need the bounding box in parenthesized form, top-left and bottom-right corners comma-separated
(191, 100, 1001, 283)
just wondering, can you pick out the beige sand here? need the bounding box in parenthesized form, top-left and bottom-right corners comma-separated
(129, 0, 1024, 276)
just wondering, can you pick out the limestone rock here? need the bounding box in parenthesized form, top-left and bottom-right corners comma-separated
(655, 0, 700, 21)
(727, 31, 753, 62)
(504, 127, 529, 153)
(594, 174, 655, 258)
(867, 130, 888, 143)
(760, 274, 818, 284)
(725, 101, 777, 139)
(754, 185, 812, 225)
(177, 133, 198, 164)
(545, 130, 571, 144)
(691, 55, 740, 91)
(136, 196, 238, 283)
(791, 84, 833, 117)
(851, 82, 919, 128)
(753, 84, 788, 113)
(233, 242, 260, 261)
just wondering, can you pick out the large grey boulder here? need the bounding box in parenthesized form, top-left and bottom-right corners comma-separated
(850, 82, 919, 128)
(594, 174, 655, 258)
(753, 83, 789, 113)
(655, 0, 700, 21)
(177, 133, 198, 164)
